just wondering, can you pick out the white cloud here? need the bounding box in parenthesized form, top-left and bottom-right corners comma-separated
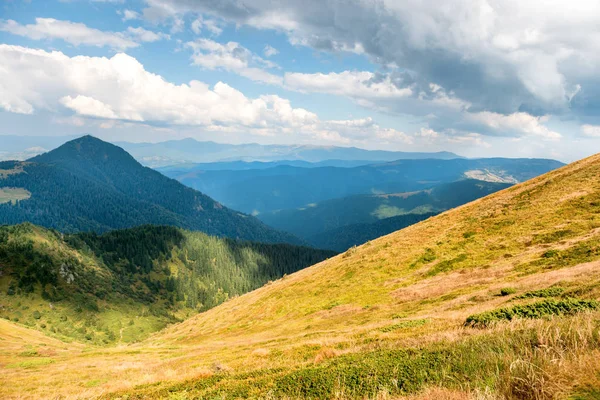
(60, 95, 119, 119)
(119, 9, 140, 21)
(284, 70, 413, 100)
(467, 111, 561, 140)
(0, 44, 412, 147)
(190, 16, 222, 36)
(581, 124, 600, 137)
(127, 26, 170, 42)
(0, 18, 139, 49)
(263, 44, 279, 57)
(0, 18, 169, 49)
(186, 39, 282, 85)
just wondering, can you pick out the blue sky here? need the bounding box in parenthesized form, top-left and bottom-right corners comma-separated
(1, 0, 600, 161)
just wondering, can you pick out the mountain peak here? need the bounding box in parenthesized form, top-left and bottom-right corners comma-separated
(30, 135, 140, 169)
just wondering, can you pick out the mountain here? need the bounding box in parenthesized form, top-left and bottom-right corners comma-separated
(307, 212, 438, 251)
(0, 136, 302, 244)
(260, 179, 512, 245)
(0, 223, 335, 345)
(2, 154, 600, 399)
(118, 139, 463, 167)
(156, 159, 386, 173)
(163, 158, 564, 214)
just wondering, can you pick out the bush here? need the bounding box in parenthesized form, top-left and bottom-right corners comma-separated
(465, 299, 599, 328)
(500, 288, 517, 296)
(515, 287, 564, 299)
(32, 310, 41, 320)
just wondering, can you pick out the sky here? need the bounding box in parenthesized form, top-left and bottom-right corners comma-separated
(1, 0, 600, 161)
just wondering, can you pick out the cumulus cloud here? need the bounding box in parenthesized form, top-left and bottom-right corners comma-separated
(190, 16, 222, 36)
(119, 9, 140, 21)
(263, 45, 278, 57)
(284, 70, 412, 100)
(186, 39, 282, 85)
(467, 111, 561, 139)
(581, 124, 600, 137)
(0, 44, 412, 146)
(0, 18, 168, 49)
(140, 0, 600, 118)
(127, 26, 170, 42)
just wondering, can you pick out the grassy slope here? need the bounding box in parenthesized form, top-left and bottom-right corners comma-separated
(2, 153, 600, 399)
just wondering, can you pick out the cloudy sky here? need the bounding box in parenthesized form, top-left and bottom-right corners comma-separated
(1, 0, 600, 161)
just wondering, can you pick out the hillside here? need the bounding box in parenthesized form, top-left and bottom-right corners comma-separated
(162, 158, 563, 214)
(260, 179, 511, 247)
(1, 154, 599, 399)
(0, 223, 335, 345)
(0, 136, 302, 244)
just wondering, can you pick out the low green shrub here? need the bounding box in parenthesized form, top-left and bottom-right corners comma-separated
(500, 288, 517, 296)
(465, 298, 599, 328)
(515, 287, 564, 299)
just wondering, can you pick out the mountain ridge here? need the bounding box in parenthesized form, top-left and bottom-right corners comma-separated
(0, 136, 303, 244)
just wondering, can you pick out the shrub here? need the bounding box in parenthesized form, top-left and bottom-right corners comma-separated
(32, 310, 41, 320)
(515, 287, 564, 299)
(500, 288, 517, 296)
(465, 298, 599, 328)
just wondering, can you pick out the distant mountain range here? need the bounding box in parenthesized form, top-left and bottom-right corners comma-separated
(162, 158, 564, 215)
(0, 136, 302, 244)
(260, 179, 512, 250)
(0, 135, 462, 167)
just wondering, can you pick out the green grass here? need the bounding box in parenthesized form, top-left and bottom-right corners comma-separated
(0, 187, 30, 204)
(465, 299, 600, 327)
(379, 319, 428, 332)
(7, 358, 55, 369)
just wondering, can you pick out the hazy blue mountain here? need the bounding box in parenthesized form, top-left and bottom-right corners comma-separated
(307, 213, 438, 252)
(157, 159, 385, 173)
(260, 179, 512, 242)
(163, 158, 564, 215)
(1, 135, 461, 167)
(117, 139, 462, 167)
(0, 136, 303, 245)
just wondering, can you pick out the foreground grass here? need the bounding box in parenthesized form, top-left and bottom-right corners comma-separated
(107, 314, 600, 399)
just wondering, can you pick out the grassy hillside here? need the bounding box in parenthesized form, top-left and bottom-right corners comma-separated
(0, 224, 334, 346)
(0, 136, 302, 244)
(2, 153, 600, 400)
(260, 179, 511, 247)
(163, 158, 562, 214)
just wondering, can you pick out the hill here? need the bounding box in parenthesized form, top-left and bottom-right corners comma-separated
(2, 153, 599, 400)
(0, 223, 335, 345)
(0, 136, 302, 244)
(260, 179, 512, 248)
(162, 158, 563, 214)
